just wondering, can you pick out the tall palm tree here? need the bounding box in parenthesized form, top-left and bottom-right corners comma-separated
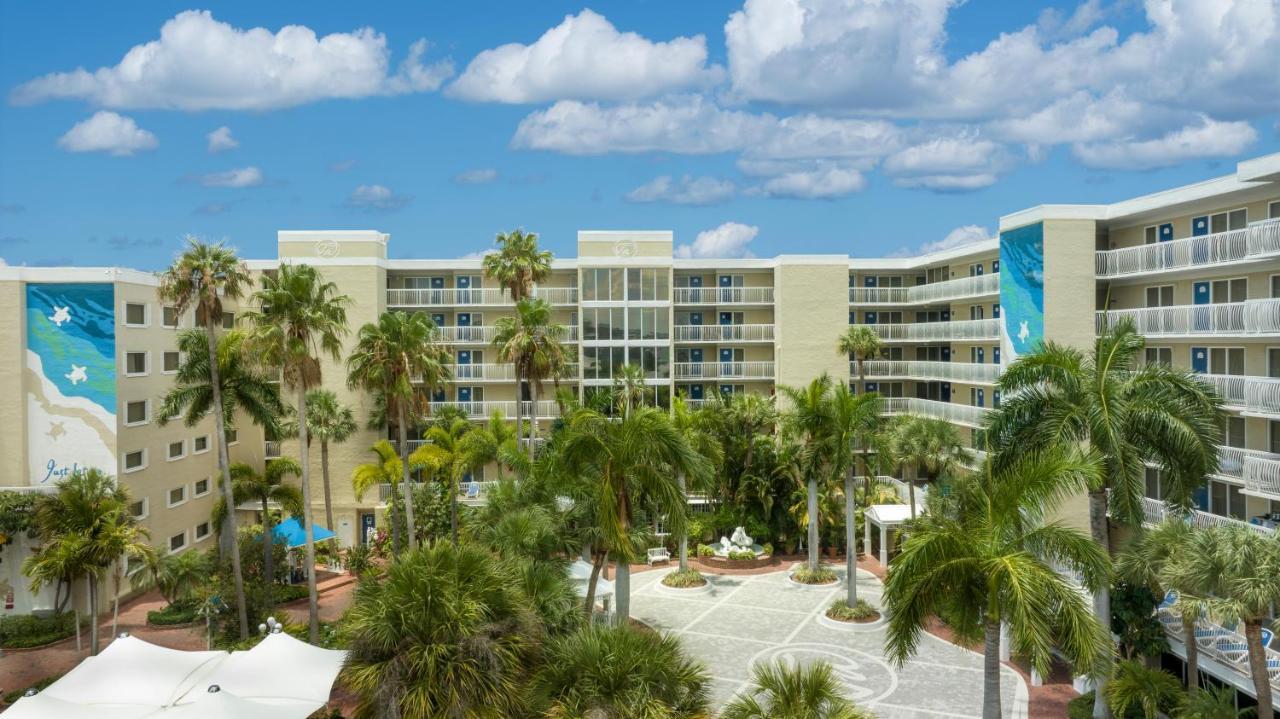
(892, 415, 967, 518)
(24, 533, 92, 651)
(347, 310, 451, 553)
(461, 410, 520, 483)
(211, 458, 304, 605)
(100, 517, 154, 639)
(1163, 523, 1280, 716)
(298, 389, 356, 532)
(559, 405, 710, 623)
(828, 383, 881, 604)
(483, 230, 553, 445)
(884, 445, 1112, 719)
(837, 325, 883, 510)
(409, 416, 475, 546)
(671, 395, 723, 572)
(612, 362, 649, 417)
(157, 238, 253, 639)
(728, 392, 778, 483)
(244, 262, 351, 643)
(350, 440, 414, 550)
(991, 320, 1223, 716)
(493, 297, 566, 455)
(779, 374, 836, 572)
(721, 660, 873, 719)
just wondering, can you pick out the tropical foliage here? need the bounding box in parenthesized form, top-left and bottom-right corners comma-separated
(721, 660, 873, 719)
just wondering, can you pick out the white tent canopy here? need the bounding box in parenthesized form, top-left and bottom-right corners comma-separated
(864, 504, 914, 567)
(1, 634, 345, 719)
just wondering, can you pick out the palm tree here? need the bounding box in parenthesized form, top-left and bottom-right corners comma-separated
(462, 410, 520, 483)
(493, 297, 566, 455)
(892, 415, 967, 518)
(721, 660, 873, 719)
(135, 549, 209, 607)
(1114, 519, 1203, 689)
(728, 392, 778, 483)
(1163, 524, 1280, 716)
(1105, 660, 1185, 719)
(350, 440, 414, 550)
(828, 382, 880, 604)
(612, 362, 649, 417)
(991, 320, 1224, 716)
(559, 405, 711, 623)
(244, 262, 351, 643)
(100, 517, 154, 639)
(24, 534, 92, 651)
(483, 230, 553, 445)
(837, 325, 883, 508)
(211, 458, 304, 605)
(1178, 685, 1256, 719)
(671, 395, 723, 572)
(884, 445, 1112, 719)
(298, 389, 356, 532)
(346, 310, 451, 553)
(535, 624, 712, 717)
(780, 374, 836, 572)
(409, 416, 476, 546)
(157, 239, 253, 639)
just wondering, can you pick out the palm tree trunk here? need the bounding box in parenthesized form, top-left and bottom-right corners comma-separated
(262, 497, 274, 608)
(321, 440, 335, 535)
(844, 472, 857, 604)
(1244, 621, 1273, 717)
(74, 592, 81, 652)
(514, 367, 525, 458)
(1181, 614, 1198, 690)
(397, 404, 418, 551)
(807, 477, 819, 571)
(528, 377, 539, 458)
(111, 563, 122, 640)
(677, 473, 689, 572)
(615, 559, 631, 625)
(585, 548, 606, 621)
(1087, 488, 1113, 719)
(297, 385, 320, 644)
(206, 321, 248, 640)
(449, 469, 459, 547)
(89, 578, 99, 655)
(983, 618, 1003, 719)
(908, 475, 918, 520)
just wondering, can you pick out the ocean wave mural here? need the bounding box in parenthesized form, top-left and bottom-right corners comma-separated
(25, 283, 117, 485)
(999, 223, 1045, 363)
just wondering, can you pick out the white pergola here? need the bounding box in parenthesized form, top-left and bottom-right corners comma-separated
(1, 633, 345, 719)
(864, 503, 914, 567)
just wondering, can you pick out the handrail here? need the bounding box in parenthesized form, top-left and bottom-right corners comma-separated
(868, 318, 1000, 342)
(673, 324, 775, 342)
(880, 397, 991, 427)
(673, 287, 775, 304)
(848, 273, 1000, 305)
(1096, 218, 1280, 277)
(386, 285, 579, 307)
(858, 360, 1000, 384)
(1096, 298, 1280, 337)
(673, 361, 775, 379)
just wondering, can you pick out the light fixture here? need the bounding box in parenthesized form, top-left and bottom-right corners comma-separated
(207, 685, 221, 693)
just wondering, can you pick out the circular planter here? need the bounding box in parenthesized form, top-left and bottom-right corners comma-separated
(786, 574, 841, 589)
(700, 553, 774, 570)
(655, 573, 715, 596)
(817, 608, 887, 631)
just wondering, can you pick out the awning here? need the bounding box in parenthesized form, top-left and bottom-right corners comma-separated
(271, 518, 335, 549)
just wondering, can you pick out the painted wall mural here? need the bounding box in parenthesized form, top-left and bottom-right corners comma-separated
(25, 283, 117, 485)
(999, 222, 1045, 363)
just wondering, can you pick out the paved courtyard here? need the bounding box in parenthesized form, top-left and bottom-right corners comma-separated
(630, 567, 1029, 719)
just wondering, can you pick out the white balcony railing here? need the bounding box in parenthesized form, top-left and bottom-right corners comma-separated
(1243, 455, 1280, 501)
(673, 324, 775, 342)
(868, 318, 1001, 343)
(264, 441, 282, 459)
(673, 361, 774, 380)
(1215, 445, 1280, 481)
(880, 397, 991, 427)
(438, 325, 579, 343)
(386, 286, 578, 307)
(1140, 496, 1273, 535)
(673, 287, 775, 305)
(1096, 218, 1280, 278)
(848, 273, 1000, 305)
(1196, 374, 1280, 417)
(451, 363, 517, 382)
(427, 400, 560, 419)
(857, 360, 1000, 385)
(1097, 299, 1280, 338)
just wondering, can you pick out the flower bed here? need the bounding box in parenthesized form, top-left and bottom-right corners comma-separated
(825, 598, 880, 623)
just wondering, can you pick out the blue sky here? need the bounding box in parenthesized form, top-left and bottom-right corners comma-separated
(1, 0, 1277, 268)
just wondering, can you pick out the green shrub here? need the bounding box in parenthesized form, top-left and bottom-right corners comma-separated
(696, 544, 714, 558)
(791, 565, 838, 585)
(275, 583, 311, 603)
(344, 544, 375, 578)
(0, 612, 82, 649)
(727, 549, 756, 561)
(147, 598, 200, 626)
(1067, 692, 1144, 719)
(826, 598, 879, 622)
(761, 542, 774, 556)
(661, 569, 707, 588)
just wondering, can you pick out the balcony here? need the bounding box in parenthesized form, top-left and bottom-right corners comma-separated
(673, 287, 775, 305)
(386, 286, 578, 307)
(857, 360, 1000, 385)
(1196, 374, 1280, 417)
(673, 361, 775, 380)
(674, 324, 775, 343)
(264, 441, 282, 459)
(868, 318, 1000, 343)
(1140, 496, 1272, 535)
(427, 400, 559, 419)
(880, 397, 991, 427)
(439, 325, 579, 344)
(1243, 455, 1280, 501)
(1096, 218, 1280, 278)
(1097, 299, 1280, 338)
(849, 273, 999, 305)
(1156, 596, 1280, 694)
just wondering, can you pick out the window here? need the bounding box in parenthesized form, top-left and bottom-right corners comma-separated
(124, 302, 147, 326)
(1272, 420, 1280, 455)
(1271, 275, 1280, 299)
(626, 346, 671, 379)
(125, 351, 148, 376)
(626, 268, 669, 301)
(162, 306, 180, 328)
(194, 522, 211, 542)
(1209, 479, 1246, 519)
(1144, 468, 1164, 500)
(225, 428, 239, 445)
(168, 532, 187, 553)
(167, 440, 186, 461)
(582, 346, 626, 380)
(582, 268, 625, 301)
(167, 485, 187, 507)
(1270, 200, 1280, 220)
(1144, 226, 1158, 244)
(125, 400, 149, 426)
(123, 449, 146, 472)
(1209, 209, 1247, 234)
(1144, 285, 1174, 308)
(1208, 347, 1244, 375)
(582, 307, 625, 340)
(969, 305, 984, 320)
(1210, 278, 1247, 303)
(1223, 416, 1246, 448)
(221, 312, 235, 330)
(627, 307, 670, 340)
(193, 435, 210, 454)
(162, 351, 180, 374)
(193, 478, 210, 497)
(129, 498, 148, 521)
(1144, 347, 1172, 366)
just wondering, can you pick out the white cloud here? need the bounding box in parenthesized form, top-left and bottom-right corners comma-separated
(447, 10, 720, 103)
(882, 133, 1006, 191)
(11, 10, 453, 111)
(345, 184, 412, 212)
(197, 166, 263, 188)
(1037, 0, 1106, 40)
(206, 126, 238, 153)
(57, 111, 158, 155)
(0, 257, 6, 266)
(921, 224, 992, 254)
(458, 249, 497, 260)
(625, 175, 735, 205)
(675, 222, 759, 259)
(453, 168, 499, 184)
(329, 159, 357, 173)
(759, 166, 866, 199)
(1072, 116, 1258, 170)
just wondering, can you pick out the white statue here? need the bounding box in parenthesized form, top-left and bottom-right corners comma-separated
(731, 526, 753, 548)
(719, 536, 733, 553)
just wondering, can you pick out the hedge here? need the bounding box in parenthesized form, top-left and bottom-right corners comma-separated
(0, 612, 81, 649)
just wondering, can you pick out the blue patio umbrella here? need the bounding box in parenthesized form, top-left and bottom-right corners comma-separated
(271, 517, 336, 548)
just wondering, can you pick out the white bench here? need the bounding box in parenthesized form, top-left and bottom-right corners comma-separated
(646, 547, 671, 565)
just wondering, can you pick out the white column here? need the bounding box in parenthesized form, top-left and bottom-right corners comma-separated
(879, 524, 888, 567)
(999, 622, 1011, 661)
(864, 513, 872, 562)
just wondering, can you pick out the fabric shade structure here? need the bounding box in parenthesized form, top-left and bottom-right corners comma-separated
(271, 517, 335, 548)
(568, 559, 614, 600)
(0, 634, 345, 719)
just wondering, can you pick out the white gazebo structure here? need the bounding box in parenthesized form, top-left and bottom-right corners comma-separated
(568, 559, 614, 620)
(864, 503, 914, 567)
(1, 632, 344, 719)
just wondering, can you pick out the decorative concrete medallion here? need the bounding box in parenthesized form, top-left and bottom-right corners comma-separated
(750, 643, 897, 705)
(613, 238, 637, 258)
(315, 239, 340, 258)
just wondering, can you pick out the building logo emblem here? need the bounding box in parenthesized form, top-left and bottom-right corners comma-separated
(316, 239, 340, 258)
(614, 239, 637, 258)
